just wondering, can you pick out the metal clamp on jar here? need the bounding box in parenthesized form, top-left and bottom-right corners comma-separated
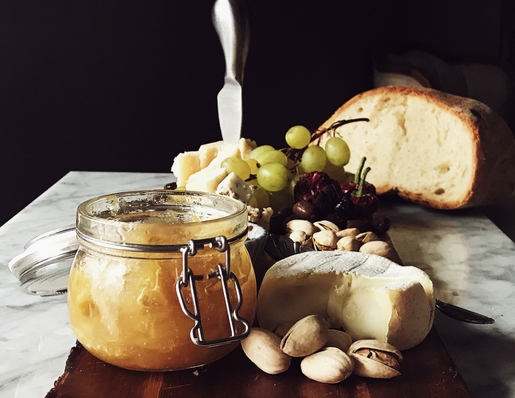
(176, 234, 250, 347)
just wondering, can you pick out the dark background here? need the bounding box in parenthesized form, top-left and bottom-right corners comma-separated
(1, 0, 513, 226)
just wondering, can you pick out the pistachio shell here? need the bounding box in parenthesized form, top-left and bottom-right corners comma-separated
(359, 240, 398, 262)
(241, 328, 291, 374)
(336, 236, 362, 251)
(314, 220, 340, 233)
(336, 227, 360, 239)
(349, 339, 403, 357)
(325, 329, 353, 352)
(347, 339, 403, 379)
(301, 347, 354, 384)
(280, 314, 328, 357)
(313, 230, 338, 251)
(286, 219, 316, 236)
(355, 231, 381, 243)
(289, 230, 309, 245)
(274, 322, 295, 339)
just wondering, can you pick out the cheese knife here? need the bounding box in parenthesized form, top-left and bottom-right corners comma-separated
(212, 0, 250, 144)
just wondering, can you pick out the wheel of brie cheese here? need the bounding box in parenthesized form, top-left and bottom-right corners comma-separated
(257, 251, 435, 351)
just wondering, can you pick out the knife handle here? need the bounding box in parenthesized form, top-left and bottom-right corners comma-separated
(212, 0, 250, 84)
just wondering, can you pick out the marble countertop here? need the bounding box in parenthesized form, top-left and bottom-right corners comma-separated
(1, 171, 515, 398)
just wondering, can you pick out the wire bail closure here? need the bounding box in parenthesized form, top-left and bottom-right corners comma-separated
(176, 235, 250, 347)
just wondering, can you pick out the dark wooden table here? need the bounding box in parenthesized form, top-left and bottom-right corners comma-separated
(45, 326, 469, 398)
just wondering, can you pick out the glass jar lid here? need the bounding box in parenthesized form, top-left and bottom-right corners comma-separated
(8, 226, 78, 297)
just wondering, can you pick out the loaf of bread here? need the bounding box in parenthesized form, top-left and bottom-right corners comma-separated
(312, 86, 515, 209)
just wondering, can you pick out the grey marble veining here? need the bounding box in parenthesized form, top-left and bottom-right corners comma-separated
(0, 172, 174, 398)
(1, 171, 515, 398)
(384, 199, 515, 398)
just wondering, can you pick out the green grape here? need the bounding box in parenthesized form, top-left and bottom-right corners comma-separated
(287, 173, 302, 196)
(300, 146, 327, 173)
(247, 145, 275, 161)
(285, 125, 311, 149)
(322, 160, 347, 182)
(248, 185, 270, 208)
(221, 157, 251, 180)
(324, 137, 350, 167)
(256, 149, 288, 167)
(268, 189, 294, 211)
(256, 163, 291, 192)
(245, 158, 259, 175)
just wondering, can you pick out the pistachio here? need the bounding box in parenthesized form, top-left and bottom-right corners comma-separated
(288, 230, 310, 246)
(241, 327, 291, 374)
(280, 314, 328, 357)
(336, 236, 362, 251)
(286, 219, 316, 237)
(347, 339, 403, 379)
(336, 227, 360, 239)
(274, 321, 295, 339)
(312, 229, 338, 251)
(301, 347, 354, 384)
(355, 231, 381, 243)
(325, 329, 353, 352)
(313, 220, 340, 234)
(359, 240, 398, 262)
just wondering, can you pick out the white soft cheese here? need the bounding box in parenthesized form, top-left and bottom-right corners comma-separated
(257, 251, 434, 350)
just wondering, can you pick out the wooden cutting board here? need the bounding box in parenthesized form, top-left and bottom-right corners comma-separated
(45, 326, 469, 398)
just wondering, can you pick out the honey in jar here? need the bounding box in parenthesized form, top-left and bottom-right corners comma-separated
(67, 190, 257, 371)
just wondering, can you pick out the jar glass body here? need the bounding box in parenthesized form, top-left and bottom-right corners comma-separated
(67, 190, 257, 371)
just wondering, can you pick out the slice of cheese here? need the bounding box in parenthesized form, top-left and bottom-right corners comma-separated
(257, 251, 434, 350)
(186, 167, 228, 193)
(199, 141, 225, 169)
(170, 151, 201, 187)
(238, 138, 257, 159)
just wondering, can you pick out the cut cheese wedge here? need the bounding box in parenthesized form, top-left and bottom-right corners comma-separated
(171, 138, 257, 193)
(257, 251, 434, 350)
(170, 151, 201, 187)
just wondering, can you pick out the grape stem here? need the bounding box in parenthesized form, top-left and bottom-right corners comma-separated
(356, 167, 371, 197)
(353, 156, 367, 185)
(310, 118, 369, 142)
(281, 118, 369, 172)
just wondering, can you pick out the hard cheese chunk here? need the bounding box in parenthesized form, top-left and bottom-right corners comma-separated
(185, 143, 240, 192)
(170, 151, 201, 187)
(257, 251, 434, 350)
(199, 141, 225, 169)
(171, 138, 257, 193)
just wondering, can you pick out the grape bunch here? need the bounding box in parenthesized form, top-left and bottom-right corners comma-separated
(217, 118, 389, 235)
(220, 120, 362, 209)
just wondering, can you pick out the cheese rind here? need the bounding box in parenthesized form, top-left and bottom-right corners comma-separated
(257, 251, 434, 350)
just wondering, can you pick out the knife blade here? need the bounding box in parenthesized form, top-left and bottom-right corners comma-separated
(212, 0, 250, 144)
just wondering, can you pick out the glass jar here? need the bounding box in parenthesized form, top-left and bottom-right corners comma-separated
(67, 190, 257, 371)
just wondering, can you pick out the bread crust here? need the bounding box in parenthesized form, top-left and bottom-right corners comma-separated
(312, 86, 515, 209)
